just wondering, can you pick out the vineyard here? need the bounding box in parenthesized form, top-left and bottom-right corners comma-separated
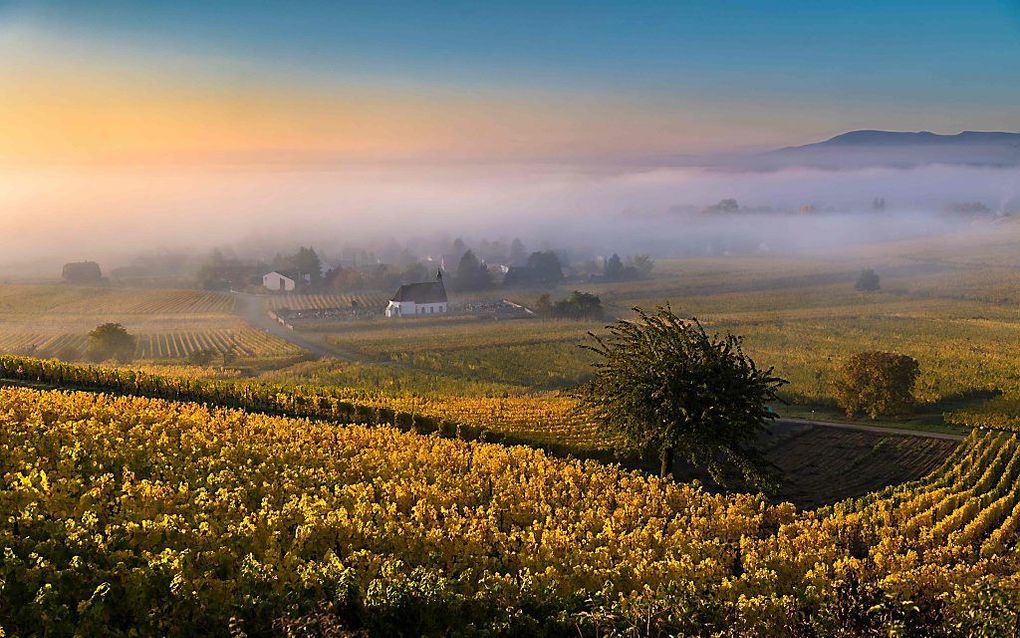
(323, 319, 600, 389)
(268, 293, 388, 312)
(0, 356, 971, 506)
(0, 285, 233, 315)
(357, 391, 613, 449)
(134, 329, 302, 359)
(0, 329, 301, 361)
(0, 355, 646, 452)
(3, 231, 1020, 634)
(47, 289, 234, 314)
(0, 284, 308, 362)
(753, 421, 960, 506)
(0, 386, 1017, 636)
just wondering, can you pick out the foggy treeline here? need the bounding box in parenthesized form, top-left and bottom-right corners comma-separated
(2, 162, 1019, 278)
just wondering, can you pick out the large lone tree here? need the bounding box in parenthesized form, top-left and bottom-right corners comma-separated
(577, 306, 786, 490)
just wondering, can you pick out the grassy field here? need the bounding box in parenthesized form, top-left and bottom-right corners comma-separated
(321, 318, 598, 389)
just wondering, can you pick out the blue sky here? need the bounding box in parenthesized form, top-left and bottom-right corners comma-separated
(3, 0, 1020, 162)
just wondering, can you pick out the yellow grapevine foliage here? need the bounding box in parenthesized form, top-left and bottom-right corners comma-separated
(0, 354, 454, 433)
(1, 387, 1020, 636)
(0, 355, 607, 454)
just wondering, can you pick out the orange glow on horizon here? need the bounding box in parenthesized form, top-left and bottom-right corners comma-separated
(0, 24, 801, 166)
(0, 38, 754, 166)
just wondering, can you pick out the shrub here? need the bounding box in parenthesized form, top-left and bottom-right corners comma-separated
(551, 291, 604, 320)
(834, 351, 919, 419)
(85, 323, 136, 363)
(855, 268, 881, 292)
(188, 348, 218, 366)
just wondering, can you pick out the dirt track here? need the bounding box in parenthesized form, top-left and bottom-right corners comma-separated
(776, 417, 965, 441)
(232, 292, 340, 359)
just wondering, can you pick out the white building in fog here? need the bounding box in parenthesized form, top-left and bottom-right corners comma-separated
(263, 271, 296, 292)
(385, 273, 448, 317)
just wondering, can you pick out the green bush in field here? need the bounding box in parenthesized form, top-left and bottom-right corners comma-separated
(834, 351, 919, 419)
(188, 348, 218, 366)
(86, 322, 136, 363)
(855, 268, 881, 292)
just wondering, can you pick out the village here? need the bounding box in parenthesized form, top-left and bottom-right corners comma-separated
(238, 241, 652, 326)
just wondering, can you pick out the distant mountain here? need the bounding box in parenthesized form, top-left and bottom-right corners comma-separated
(755, 130, 1020, 169)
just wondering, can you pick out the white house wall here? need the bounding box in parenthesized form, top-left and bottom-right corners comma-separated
(263, 273, 295, 291)
(385, 301, 448, 317)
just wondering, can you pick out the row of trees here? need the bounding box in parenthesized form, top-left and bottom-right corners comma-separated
(602, 253, 654, 282)
(390, 247, 573, 292)
(448, 237, 529, 268)
(194, 240, 653, 294)
(325, 262, 433, 293)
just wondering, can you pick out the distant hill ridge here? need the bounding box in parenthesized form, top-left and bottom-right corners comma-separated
(800, 130, 1020, 147)
(756, 129, 1020, 169)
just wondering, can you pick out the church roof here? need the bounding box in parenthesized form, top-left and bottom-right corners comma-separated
(265, 270, 297, 281)
(391, 280, 447, 304)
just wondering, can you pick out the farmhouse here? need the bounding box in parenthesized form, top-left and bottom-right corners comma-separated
(262, 271, 307, 292)
(385, 273, 448, 317)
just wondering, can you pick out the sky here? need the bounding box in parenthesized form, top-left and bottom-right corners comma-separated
(2, 0, 1019, 165)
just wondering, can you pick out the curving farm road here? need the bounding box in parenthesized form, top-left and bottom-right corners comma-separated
(775, 418, 964, 442)
(231, 292, 342, 360)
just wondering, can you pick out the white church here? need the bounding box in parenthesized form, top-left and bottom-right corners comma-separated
(385, 272, 448, 318)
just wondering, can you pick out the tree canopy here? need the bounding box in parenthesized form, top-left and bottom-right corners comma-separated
(526, 251, 564, 283)
(604, 253, 624, 280)
(290, 247, 323, 283)
(503, 251, 564, 287)
(509, 238, 527, 266)
(602, 253, 655, 281)
(577, 306, 786, 489)
(61, 261, 102, 284)
(86, 323, 136, 363)
(855, 268, 881, 292)
(454, 250, 491, 291)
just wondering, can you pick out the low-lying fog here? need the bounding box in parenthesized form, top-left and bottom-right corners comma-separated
(2, 162, 1018, 275)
